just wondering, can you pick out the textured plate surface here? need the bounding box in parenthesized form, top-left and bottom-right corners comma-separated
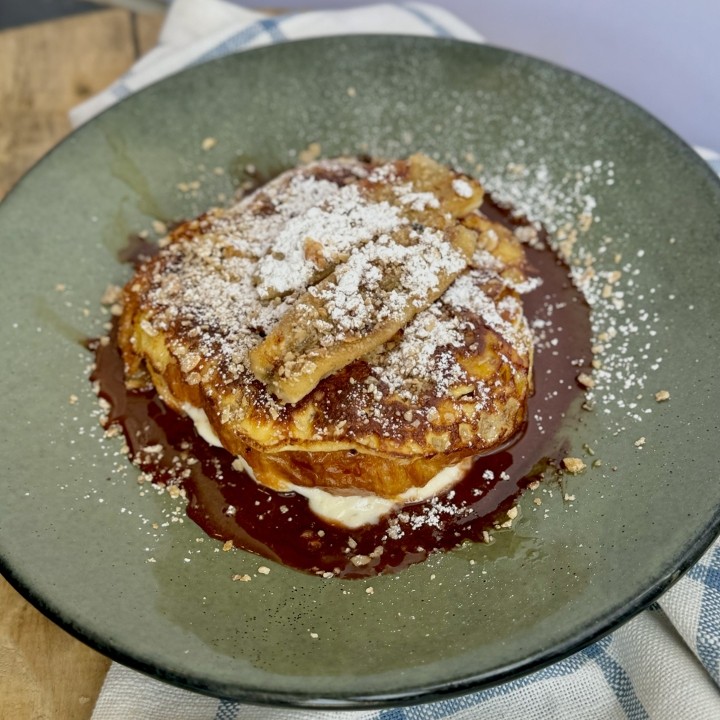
(1, 36, 719, 707)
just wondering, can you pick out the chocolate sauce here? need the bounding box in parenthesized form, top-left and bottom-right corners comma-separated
(89, 196, 591, 579)
(117, 233, 159, 266)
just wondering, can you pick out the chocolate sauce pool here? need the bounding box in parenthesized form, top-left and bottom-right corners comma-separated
(89, 197, 591, 579)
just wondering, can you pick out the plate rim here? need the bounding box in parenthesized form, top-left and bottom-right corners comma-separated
(2, 33, 720, 708)
(2, 514, 718, 708)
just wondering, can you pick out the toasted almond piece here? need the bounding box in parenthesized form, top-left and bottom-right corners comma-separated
(562, 457, 586, 474)
(299, 142, 322, 164)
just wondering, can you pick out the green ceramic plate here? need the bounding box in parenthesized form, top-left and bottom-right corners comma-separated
(1, 36, 719, 707)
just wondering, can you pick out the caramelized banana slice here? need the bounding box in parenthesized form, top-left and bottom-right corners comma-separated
(403, 153, 484, 217)
(249, 224, 477, 403)
(252, 155, 484, 301)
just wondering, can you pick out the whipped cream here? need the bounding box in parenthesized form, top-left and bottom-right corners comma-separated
(183, 404, 471, 529)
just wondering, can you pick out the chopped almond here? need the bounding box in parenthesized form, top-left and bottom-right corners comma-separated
(562, 457, 586, 474)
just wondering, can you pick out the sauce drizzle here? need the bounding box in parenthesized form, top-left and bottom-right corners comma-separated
(89, 197, 591, 578)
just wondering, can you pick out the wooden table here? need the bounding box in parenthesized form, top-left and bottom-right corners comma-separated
(0, 10, 164, 717)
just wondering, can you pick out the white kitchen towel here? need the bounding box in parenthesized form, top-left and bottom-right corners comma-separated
(83, 2, 720, 718)
(69, 0, 482, 126)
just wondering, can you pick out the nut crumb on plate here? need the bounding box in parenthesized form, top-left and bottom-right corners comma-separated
(298, 142, 322, 164)
(101, 284, 123, 305)
(562, 457, 586, 474)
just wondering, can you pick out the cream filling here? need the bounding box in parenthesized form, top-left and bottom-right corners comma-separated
(282, 460, 472, 528)
(182, 403, 223, 448)
(183, 404, 471, 529)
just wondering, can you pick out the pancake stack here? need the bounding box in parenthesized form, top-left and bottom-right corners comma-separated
(118, 154, 535, 503)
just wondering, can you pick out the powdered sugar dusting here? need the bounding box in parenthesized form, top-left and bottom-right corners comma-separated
(370, 304, 467, 401)
(213, 160, 367, 258)
(255, 183, 405, 298)
(394, 183, 441, 211)
(478, 149, 668, 438)
(309, 227, 467, 342)
(452, 178, 474, 198)
(444, 273, 532, 358)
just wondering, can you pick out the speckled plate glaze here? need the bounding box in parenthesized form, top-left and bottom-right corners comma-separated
(1, 37, 719, 707)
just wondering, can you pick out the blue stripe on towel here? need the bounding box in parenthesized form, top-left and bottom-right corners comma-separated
(260, 16, 286, 42)
(192, 20, 279, 66)
(707, 158, 720, 176)
(213, 699, 237, 720)
(402, 3, 453, 38)
(376, 633, 650, 719)
(583, 641, 649, 720)
(695, 543, 720, 683)
(111, 82, 131, 100)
